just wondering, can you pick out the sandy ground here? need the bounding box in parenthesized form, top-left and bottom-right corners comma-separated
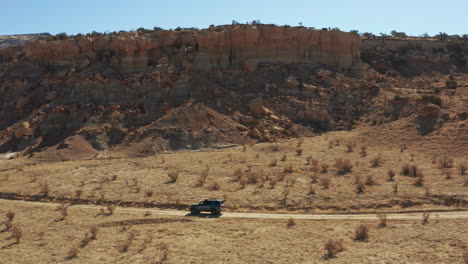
(0, 199, 467, 264)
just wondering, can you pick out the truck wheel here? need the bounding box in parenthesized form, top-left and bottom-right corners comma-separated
(211, 209, 217, 216)
(191, 209, 198, 215)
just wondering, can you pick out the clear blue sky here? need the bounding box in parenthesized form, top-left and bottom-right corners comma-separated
(1, 0, 467, 36)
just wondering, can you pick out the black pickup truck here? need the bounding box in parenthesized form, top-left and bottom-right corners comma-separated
(190, 199, 225, 215)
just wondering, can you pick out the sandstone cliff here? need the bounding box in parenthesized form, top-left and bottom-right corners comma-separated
(14, 25, 361, 73)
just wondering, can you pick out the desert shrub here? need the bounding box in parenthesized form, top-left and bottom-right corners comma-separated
(167, 168, 179, 182)
(458, 163, 467, 176)
(438, 155, 454, 168)
(445, 79, 458, 89)
(160, 244, 170, 262)
(4, 220, 12, 231)
(442, 168, 453, 179)
(56, 203, 69, 221)
(324, 240, 345, 258)
(80, 233, 92, 248)
(239, 177, 247, 189)
(138, 233, 153, 253)
(370, 154, 383, 167)
(377, 214, 387, 227)
(197, 170, 209, 186)
(401, 164, 420, 177)
(321, 163, 329, 173)
(287, 218, 296, 228)
(145, 190, 153, 197)
(269, 159, 278, 167)
(414, 174, 425, 186)
(39, 180, 50, 196)
(421, 95, 442, 105)
(232, 168, 242, 181)
(308, 184, 316, 195)
(366, 175, 376, 186)
(207, 181, 220, 191)
(269, 179, 277, 189)
(280, 154, 287, 162)
(6, 211, 15, 222)
(360, 145, 367, 157)
(422, 212, 430, 224)
(346, 141, 354, 152)
(277, 172, 286, 182)
(282, 188, 290, 201)
(320, 175, 331, 189)
(119, 230, 138, 253)
(356, 180, 366, 194)
(11, 224, 22, 244)
(90, 226, 99, 240)
(354, 224, 369, 241)
(296, 148, 303, 156)
(297, 138, 304, 147)
(286, 177, 297, 187)
(392, 182, 398, 194)
(282, 165, 294, 174)
(328, 141, 334, 149)
(335, 158, 352, 175)
(107, 205, 115, 215)
(310, 172, 319, 183)
(387, 169, 395, 181)
(67, 246, 80, 259)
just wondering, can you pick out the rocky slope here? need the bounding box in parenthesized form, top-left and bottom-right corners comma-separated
(0, 25, 466, 159)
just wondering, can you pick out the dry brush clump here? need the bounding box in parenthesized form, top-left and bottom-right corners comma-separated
(401, 164, 421, 177)
(387, 169, 395, 181)
(346, 141, 354, 152)
(11, 224, 22, 244)
(359, 145, 367, 157)
(55, 203, 69, 221)
(67, 246, 80, 259)
(197, 169, 209, 186)
(207, 181, 221, 191)
(441, 168, 453, 179)
(324, 239, 345, 258)
(334, 158, 352, 175)
(422, 212, 430, 225)
(370, 154, 383, 167)
(437, 155, 454, 169)
(458, 162, 467, 176)
(320, 163, 329, 173)
(354, 224, 369, 241)
(320, 175, 331, 189)
(232, 168, 242, 181)
(414, 173, 425, 187)
(167, 168, 179, 183)
(377, 214, 387, 227)
(296, 148, 303, 156)
(392, 182, 399, 194)
(287, 218, 296, 228)
(39, 180, 50, 196)
(118, 230, 138, 253)
(355, 177, 366, 194)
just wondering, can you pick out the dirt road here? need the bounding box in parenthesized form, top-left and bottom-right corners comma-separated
(2, 198, 468, 221)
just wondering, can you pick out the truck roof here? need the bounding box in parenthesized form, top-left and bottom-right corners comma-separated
(205, 198, 224, 202)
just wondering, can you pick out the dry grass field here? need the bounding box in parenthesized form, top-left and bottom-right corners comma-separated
(1, 200, 467, 264)
(1, 128, 466, 213)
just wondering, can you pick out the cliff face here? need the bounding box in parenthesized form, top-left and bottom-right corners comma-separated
(15, 25, 361, 73)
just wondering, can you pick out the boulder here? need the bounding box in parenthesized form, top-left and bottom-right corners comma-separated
(247, 97, 271, 117)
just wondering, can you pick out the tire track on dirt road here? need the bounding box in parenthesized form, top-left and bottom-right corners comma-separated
(2, 198, 468, 221)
